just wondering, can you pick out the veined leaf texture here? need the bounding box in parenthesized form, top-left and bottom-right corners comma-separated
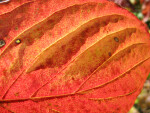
(0, 0, 150, 113)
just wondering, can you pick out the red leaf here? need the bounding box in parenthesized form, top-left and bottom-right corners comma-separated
(0, 0, 150, 112)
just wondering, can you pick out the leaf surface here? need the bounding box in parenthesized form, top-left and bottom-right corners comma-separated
(0, 0, 150, 113)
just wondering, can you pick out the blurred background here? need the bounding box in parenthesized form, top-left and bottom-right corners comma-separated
(109, 0, 150, 113)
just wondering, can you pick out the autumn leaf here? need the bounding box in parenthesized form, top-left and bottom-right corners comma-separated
(0, 0, 150, 113)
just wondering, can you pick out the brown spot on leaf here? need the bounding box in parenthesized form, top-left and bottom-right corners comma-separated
(35, 64, 45, 71)
(14, 92, 19, 97)
(114, 37, 119, 42)
(0, 39, 5, 48)
(108, 52, 112, 56)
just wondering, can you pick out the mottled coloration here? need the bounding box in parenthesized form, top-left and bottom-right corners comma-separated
(0, 0, 150, 113)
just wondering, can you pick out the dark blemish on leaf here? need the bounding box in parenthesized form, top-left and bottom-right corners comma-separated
(25, 38, 35, 46)
(112, 18, 119, 23)
(67, 48, 73, 54)
(47, 19, 55, 25)
(128, 49, 131, 53)
(98, 3, 106, 6)
(35, 64, 45, 71)
(50, 88, 54, 92)
(61, 45, 66, 51)
(0, 0, 10, 3)
(108, 52, 111, 56)
(46, 58, 53, 67)
(14, 92, 19, 96)
(114, 37, 119, 42)
(0, 39, 5, 48)
(87, 9, 90, 13)
(15, 39, 21, 44)
(15, 27, 18, 30)
(101, 21, 107, 27)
